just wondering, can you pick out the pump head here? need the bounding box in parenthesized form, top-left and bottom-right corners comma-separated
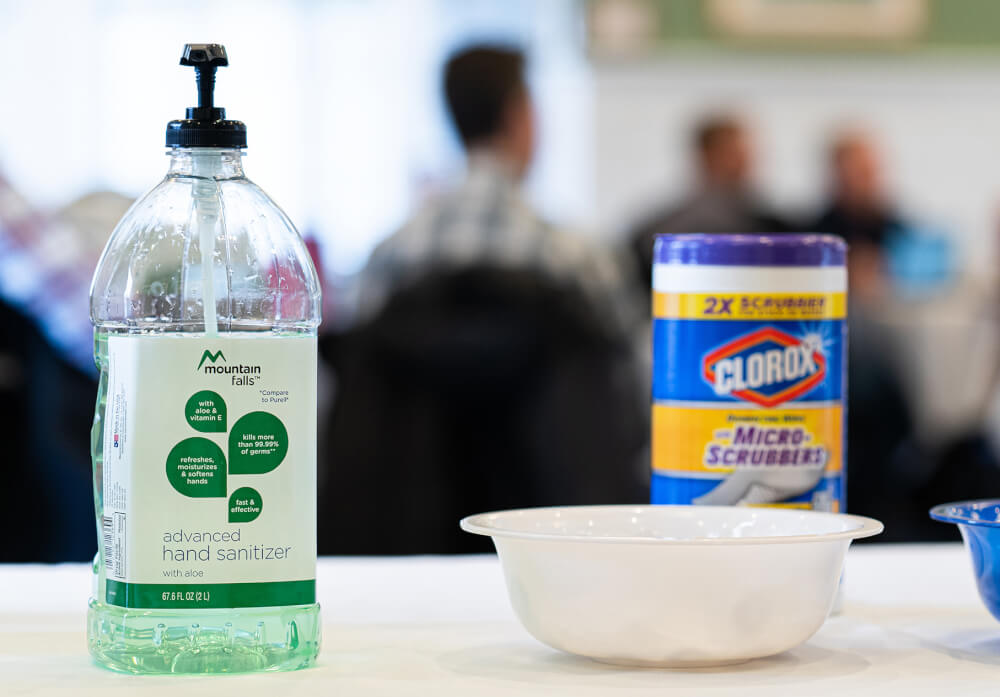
(181, 44, 228, 67)
(166, 43, 247, 149)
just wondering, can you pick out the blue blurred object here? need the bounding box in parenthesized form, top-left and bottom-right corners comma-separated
(930, 500, 1000, 620)
(885, 226, 955, 297)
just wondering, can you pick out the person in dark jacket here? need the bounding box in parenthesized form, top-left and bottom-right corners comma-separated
(628, 114, 793, 294)
(812, 129, 906, 302)
(319, 45, 646, 554)
(812, 129, 904, 249)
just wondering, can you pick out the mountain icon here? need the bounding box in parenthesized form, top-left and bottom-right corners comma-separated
(197, 350, 227, 371)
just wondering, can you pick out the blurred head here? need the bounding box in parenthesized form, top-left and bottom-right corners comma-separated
(829, 130, 884, 211)
(444, 45, 535, 178)
(693, 115, 753, 189)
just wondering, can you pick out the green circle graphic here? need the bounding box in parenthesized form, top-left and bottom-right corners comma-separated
(229, 411, 289, 474)
(185, 390, 227, 432)
(228, 487, 263, 523)
(166, 437, 227, 497)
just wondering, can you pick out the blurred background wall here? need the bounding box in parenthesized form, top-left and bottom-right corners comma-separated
(0, 0, 590, 278)
(5, 0, 1000, 277)
(7, 0, 1000, 557)
(595, 54, 1000, 278)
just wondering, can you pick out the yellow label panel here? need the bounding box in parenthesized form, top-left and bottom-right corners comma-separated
(747, 501, 839, 512)
(652, 404, 843, 474)
(653, 292, 846, 320)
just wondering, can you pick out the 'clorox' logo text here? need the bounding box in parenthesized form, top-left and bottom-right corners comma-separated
(702, 327, 826, 407)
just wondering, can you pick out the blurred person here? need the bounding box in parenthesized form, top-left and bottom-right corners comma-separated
(810, 130, 910, 534)
(319, 45, 646, 555)
(811, 129, 1000, 540)
(813, 129, 902, 249)
(812, 129, 904, 302)
(358, 46, 632, 333)
(627, 113, 793, 292)
(0, 175, 126, 560)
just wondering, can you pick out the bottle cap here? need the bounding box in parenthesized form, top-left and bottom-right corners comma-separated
(654, 234, 847, 267)
(165, 44, 247, 149)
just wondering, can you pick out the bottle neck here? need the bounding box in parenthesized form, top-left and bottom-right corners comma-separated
(167, 148, 246, 179)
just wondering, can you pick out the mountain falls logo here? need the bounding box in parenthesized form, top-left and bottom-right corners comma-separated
(702, 327, 827, 408)
(198, 348, 261, 385)
(197, 350, 226, 371)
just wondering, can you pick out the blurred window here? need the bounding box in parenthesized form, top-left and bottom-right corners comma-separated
(0, 0, 590, 276)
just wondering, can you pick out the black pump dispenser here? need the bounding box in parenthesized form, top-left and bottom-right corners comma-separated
(166, 44, 247, 149)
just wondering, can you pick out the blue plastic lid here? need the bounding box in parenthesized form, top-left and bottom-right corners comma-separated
(654, 234, 846, 267)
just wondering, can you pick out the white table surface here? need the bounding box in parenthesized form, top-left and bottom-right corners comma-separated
(2, 544, 999, 695)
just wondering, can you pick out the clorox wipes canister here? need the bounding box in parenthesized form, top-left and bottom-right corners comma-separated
(651, 234, 847, 510)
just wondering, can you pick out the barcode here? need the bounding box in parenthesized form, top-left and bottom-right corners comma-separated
(102, 516, 113, 569)
(103, 513, 126, 577)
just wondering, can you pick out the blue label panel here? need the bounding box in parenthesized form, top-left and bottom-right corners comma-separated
(652, 318, 845, 403)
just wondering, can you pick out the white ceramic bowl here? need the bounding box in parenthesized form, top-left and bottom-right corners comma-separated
(461, 505, 882, 667)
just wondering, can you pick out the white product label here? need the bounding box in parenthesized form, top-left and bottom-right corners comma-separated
(101, 334, 316, 609)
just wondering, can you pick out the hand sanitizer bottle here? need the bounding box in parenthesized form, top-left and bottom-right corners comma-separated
(88, 44, 322, 674)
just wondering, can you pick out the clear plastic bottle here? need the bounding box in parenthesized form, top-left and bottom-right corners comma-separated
(87, 44, 321, 674)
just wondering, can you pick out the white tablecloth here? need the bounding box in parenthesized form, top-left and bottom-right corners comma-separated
(2, 545, 998, 695)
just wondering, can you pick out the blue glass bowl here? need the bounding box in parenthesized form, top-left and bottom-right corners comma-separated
(930, 500, 1000, 620)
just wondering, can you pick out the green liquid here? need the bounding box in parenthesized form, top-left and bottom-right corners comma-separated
(87, 330, 321, 674)
(87, 600, 320, 674)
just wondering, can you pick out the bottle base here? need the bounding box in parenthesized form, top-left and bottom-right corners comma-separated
(87, 599, 321, 674)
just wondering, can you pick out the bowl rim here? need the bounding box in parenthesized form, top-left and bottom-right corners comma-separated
(460, 504, 883, 546)
(930, 499, 1000, 527)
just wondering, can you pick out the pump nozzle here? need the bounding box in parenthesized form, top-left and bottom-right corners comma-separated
(180, 44, 228, 117)
(166, 43, 247, 149)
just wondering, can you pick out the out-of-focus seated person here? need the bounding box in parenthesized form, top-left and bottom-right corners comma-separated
(812, 129, 904, 304)
(813, 129, 901, 249)
(357, 45, 631, 333)
(627, 113, 793, 293)
(0, 178, 128, 560)
(811, 129, 956, 540)
(318, 45, 645, 555)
